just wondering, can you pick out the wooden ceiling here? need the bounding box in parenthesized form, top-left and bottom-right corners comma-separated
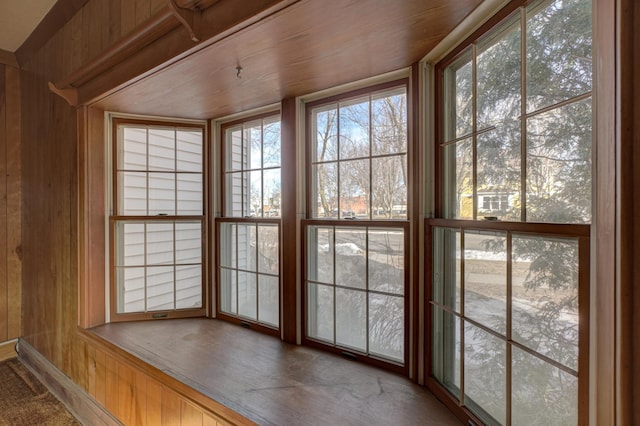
(93, 0, 483, 120)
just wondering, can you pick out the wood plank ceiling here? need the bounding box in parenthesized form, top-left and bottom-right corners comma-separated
(93, 0, 483, 119)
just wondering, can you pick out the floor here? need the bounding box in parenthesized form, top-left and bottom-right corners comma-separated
(91, 318, 462, 426)
(0, 357, 80, 425)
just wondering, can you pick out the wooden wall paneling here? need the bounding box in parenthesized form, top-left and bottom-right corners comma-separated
(134, 369, 148, 425)
(105, 355, 119, 415)
(108, 1, 122, 46)
(121, 0, 138, 38)
(78, 330, 254, 425)
(151, 0, 168, 15)
(5, 65, 21, 341)
(83, 0, 105, 63)
(69, 11, 84, 72)
(0, 50, 18, 68)
(0, 65, 6, 344)
(94, 348, 107, 407)
(162, 387, 183, 425)
(87, 343, 97, 396)
(146, 378, 163, 426)
(203, 413, 220, 426)
(182, 400, 204, 425)
(118, 361, 136, 425)
(136, 0, 153, 26)
(15, 0, 91, 67)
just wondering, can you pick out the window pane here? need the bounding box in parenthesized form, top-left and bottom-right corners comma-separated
(146, 223, 174, 265)
(119, 222, 145, 267)
(476, 123, 521, 221)
(336, 288, 366, 351)
(175, 222, 201, 264)
(432, 306, 461, 398)
(236, 224, 257, 272)
(307, 282, 334, 343)
(339, 97, 369, 160)
(225, 171, 243, 217)
(246, 121, 262, 170)
(148, 128, 175, 171)
(263, 118, 281, 168)
(238, 271, 257, 320)
(432, 227, 461, 312)
(314, 106, 338, 163)
(121, 127, 147, 170)
(226, 127, 243, 172)
(176, 266, 202, 309)
(464, 231, 507, 335)
(372, 156, 407, 220)
(368, 228, 404, 295)
(120, 171, 147, 215)
(118, 267, 145, 313)
(148, 172, 175, 215)
(257, 224, 279, 275)
(307, 226, 333, 284)
(263, 168, 281, 218)
(219, 223, 235, 268)
(369, 293, 404, 362)
(177, 173, 202, 215)
(176, 129, 202, 172)
(248, 170, 262, 219)
(335, 228, 366, 289)
(526, 0, 592, 112)
(477, 18, 521, 130)
(312, 163, 338, 218)
(258, 275, 279, 327)
(512, 347, 577, 425)
(443, 49, 473, 141)
(339, 159, 369, 219)
(146, 266, 174, 311)
(464, 321, 506, 426)
(442, 138, 473, 219)
(512, 235, 579, 370)
(372, 88, 407, 156)
(219, 267, 237, 315)
(526, 98, 592, 223)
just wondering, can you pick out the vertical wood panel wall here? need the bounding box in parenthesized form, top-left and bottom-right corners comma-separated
(20, 0, 188, 377)
(77, 333, 248, 425)
(0, 64, 22, 346)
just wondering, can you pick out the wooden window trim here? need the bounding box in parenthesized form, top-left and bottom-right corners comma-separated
(109, 117, 208, 322)
(216, 111, 283, 335)
(302, 79, 414, 374)
(301, 219, 411, 376)
(427, 0, 592, 424)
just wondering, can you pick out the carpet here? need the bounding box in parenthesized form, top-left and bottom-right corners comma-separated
(0, 357, 81, 426)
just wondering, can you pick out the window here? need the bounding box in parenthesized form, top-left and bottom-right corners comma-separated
(430, 0, 591, 424)
(111, 119, 206, 320)
(304, 81, 410, 370)
(218, 114, 281, 332)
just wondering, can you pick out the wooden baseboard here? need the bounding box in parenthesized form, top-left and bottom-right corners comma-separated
(17, 339, 121, 426)
(0, 339, 18, 362)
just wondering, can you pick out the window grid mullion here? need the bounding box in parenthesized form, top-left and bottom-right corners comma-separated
(332, 227, 337, 346)
(144, 222, 148, 312)
(520, 7, 528, 222)
(365, 226, 370, 355)
(471, 43, 478, 221)
(506, 231, 513, 426)
(459, 228, 466, 407)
